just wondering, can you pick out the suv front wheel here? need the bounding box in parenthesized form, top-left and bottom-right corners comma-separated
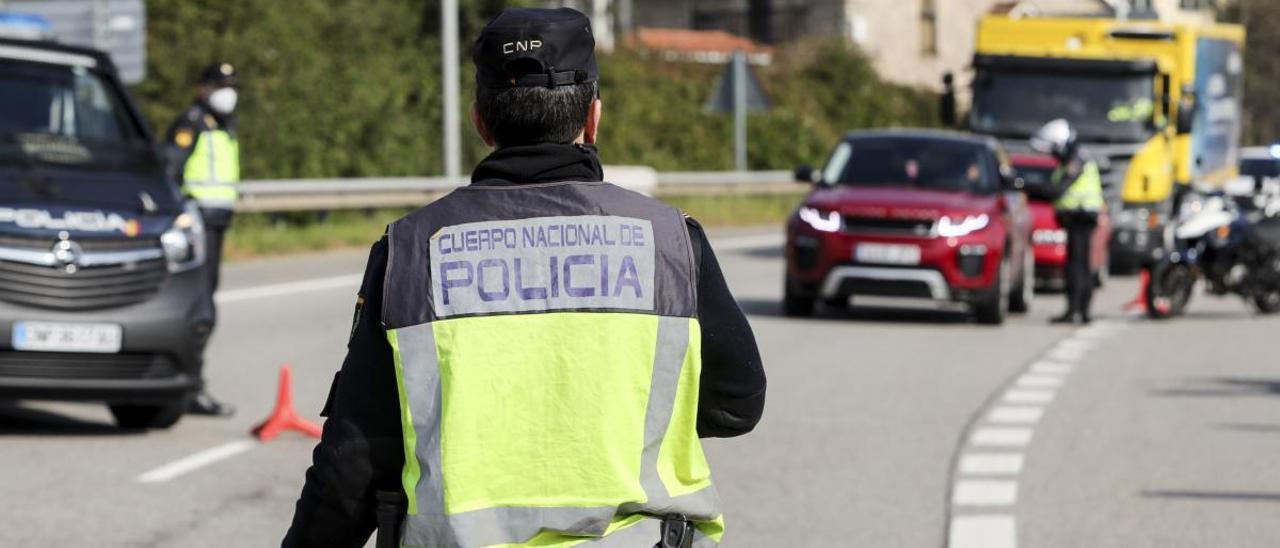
(110, 395, 190, 430)
(974, 256, 1009, 325)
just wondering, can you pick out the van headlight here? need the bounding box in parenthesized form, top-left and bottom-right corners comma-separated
(936, 214, 990, 237)
(161, 203, 206, 273)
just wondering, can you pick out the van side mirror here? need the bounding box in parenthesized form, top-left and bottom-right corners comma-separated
(794, 165, 818, 184)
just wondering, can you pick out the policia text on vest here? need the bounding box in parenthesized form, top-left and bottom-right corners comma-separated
(284, 8, 766, 547)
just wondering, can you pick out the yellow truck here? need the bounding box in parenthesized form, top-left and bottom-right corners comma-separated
(970, 14, 1245, 269)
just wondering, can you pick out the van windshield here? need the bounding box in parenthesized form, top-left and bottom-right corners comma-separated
(0, 58, 149, 167)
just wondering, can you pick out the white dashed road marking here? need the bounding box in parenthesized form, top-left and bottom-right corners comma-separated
(959, 454, 1024, 475)
(947, 319, 1130, 547)
(949, 515, 1017, 548)
(953, 480, 1019, 506)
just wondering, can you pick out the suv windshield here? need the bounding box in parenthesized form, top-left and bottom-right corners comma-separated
(822, 137, 997, 193)
(971, 69, 1155, 143)
(0, 57, 146, 166)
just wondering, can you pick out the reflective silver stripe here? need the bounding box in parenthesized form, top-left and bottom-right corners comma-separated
(206, 131, 219, 184)
(582, 518, 660, 546)
(638, 316, 688, 505)
(193, 197, 238, 209)
(395, 316, 719, 547)
(395, 323, 456, 546)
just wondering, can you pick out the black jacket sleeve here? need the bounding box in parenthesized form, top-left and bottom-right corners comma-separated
(283, 238, 405, 548)
(687, 219, 767, 438)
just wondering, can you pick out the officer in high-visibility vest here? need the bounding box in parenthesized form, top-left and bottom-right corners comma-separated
(166, 62, 240, 417)
(284, 8, 766, 547)
(1033, 119, 1105, 325)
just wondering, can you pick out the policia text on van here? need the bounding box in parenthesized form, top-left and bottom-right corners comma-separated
(284, 8, 766, 547)
(0, 37, 213, 429)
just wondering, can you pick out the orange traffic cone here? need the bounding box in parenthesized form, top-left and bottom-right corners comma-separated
(1122, 268, 1150, 313)
(251, 364, 322, 442)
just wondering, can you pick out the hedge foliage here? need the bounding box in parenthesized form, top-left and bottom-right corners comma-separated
(132, 0, 938, 179)
(1221, 0, 1280, 146)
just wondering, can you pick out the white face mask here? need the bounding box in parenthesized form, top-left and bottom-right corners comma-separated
(208, 87, 238, 115)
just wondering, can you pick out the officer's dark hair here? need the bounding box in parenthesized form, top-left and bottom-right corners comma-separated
(475, 81, 598, 148)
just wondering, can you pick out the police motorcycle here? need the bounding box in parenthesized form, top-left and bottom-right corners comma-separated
(1144, 187, 1280, 319)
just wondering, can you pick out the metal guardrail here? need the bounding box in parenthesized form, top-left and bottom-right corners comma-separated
(234, 170, 797, 212)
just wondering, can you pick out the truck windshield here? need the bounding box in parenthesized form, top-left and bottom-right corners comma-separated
(0, 58, 146, 166)
(822, 137, 996, 193)
(971, 70, 1156, 143)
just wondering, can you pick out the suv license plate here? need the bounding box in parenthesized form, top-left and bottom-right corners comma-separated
(12, 321, 123, 353)
(855, 243, 921, 265)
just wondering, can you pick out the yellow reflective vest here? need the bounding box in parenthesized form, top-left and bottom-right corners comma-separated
(1054, 160, 1104, 212)
(182, 128, 240, 209)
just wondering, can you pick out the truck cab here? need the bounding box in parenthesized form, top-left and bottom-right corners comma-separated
(0, 36, 213, 429)
(969, 14, 1245, 270)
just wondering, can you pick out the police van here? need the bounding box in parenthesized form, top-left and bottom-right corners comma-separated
(0, 28, 212, 428)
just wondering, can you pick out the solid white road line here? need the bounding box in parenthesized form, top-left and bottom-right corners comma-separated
(971, 427, 1033, 447)
(1003, 389, 1055, 405)
(136, 440, 257, 483)
(949, 515, 1017, 548)
(953, 480, 1019, 506)
(987, 406, 1044, 425)
(1030, 361, 1074, 376)
(1016, 374, 1064, 389)
(711, 232, 786, 252)
(959, 453, 1024, 475)
(215, 274, 365, 305)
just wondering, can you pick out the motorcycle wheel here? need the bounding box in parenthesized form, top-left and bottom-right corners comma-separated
(1254, 292, 1280, 314)
(1145, 262, 1195, 320)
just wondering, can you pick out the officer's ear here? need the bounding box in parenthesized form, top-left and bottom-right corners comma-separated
(582, 99, 602, 145)
(470, 102, 496, 147)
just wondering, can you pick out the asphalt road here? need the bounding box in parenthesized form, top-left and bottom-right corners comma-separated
(3, 228, 1279, 547)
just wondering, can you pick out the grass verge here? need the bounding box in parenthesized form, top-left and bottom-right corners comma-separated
(225, 191, 806, 261)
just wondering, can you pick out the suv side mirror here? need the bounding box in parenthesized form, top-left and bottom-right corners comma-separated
(794, 165, 818, 184)
(998, 164, 1022, 192)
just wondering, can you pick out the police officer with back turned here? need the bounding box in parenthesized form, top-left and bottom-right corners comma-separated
(1033, 119, 1104, 325)
(165, 62, 240, 416)
(284, 8, 766, 548)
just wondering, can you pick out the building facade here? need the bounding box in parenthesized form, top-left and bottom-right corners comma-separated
(545, 0, 1222, 91)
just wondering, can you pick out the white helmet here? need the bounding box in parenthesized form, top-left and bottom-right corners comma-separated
(1029, 119, 1077, 159)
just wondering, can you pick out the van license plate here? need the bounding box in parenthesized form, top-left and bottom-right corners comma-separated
(12, 322, 122, 353)
(855, 243, 921, 265)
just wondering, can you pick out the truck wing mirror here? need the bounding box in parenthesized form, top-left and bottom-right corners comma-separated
(1176, 96, 1196, 135)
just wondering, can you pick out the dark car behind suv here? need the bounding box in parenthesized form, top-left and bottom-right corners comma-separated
(0, 37, 212, 428)
(786, 130, 1034, 324)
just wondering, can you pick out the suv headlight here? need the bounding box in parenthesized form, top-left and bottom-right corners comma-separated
(798, 206, 842, 232)
(161, 202, 206, 273)
(936, 214, 989, 237)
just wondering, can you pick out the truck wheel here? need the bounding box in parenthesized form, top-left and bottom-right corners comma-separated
(1009, 248, 1033, 314)
(110, 397, 188, 430)
(975, 258, 1008, 325)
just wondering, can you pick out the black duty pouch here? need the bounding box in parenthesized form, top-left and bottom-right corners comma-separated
(656, 515, 694, 548)
(375, 490, 408, 548)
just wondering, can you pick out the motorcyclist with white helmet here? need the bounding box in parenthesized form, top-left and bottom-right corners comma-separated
(1032, 119, 1105, 324)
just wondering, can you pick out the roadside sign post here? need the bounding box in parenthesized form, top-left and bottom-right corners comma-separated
(441, 0, 462, 181)
(707, 50, 770, 172)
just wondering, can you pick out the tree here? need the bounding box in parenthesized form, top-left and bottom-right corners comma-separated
(1221, 0, 1280, 145)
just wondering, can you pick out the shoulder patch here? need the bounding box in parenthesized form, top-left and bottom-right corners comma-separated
(173, 128, 194, 148)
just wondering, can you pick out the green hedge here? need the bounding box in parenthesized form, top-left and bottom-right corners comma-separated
(133, 1, 938, 179)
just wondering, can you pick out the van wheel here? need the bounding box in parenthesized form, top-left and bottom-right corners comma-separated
(110, 396, 189, 430)
(975, 258, 1008, 325)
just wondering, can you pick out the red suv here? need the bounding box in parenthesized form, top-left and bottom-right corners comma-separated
(1008, 153, 1112, 289)
(785, 130, 1034, 324)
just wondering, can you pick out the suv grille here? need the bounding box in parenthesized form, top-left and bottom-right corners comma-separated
(0, 234, 168, 310)
(843, 216, 935, 236)
(0, 352, 178, 380)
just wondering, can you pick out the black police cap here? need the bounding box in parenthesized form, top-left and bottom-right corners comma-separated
(472, 8, 598, 89)
(198, 62, 237, 87)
